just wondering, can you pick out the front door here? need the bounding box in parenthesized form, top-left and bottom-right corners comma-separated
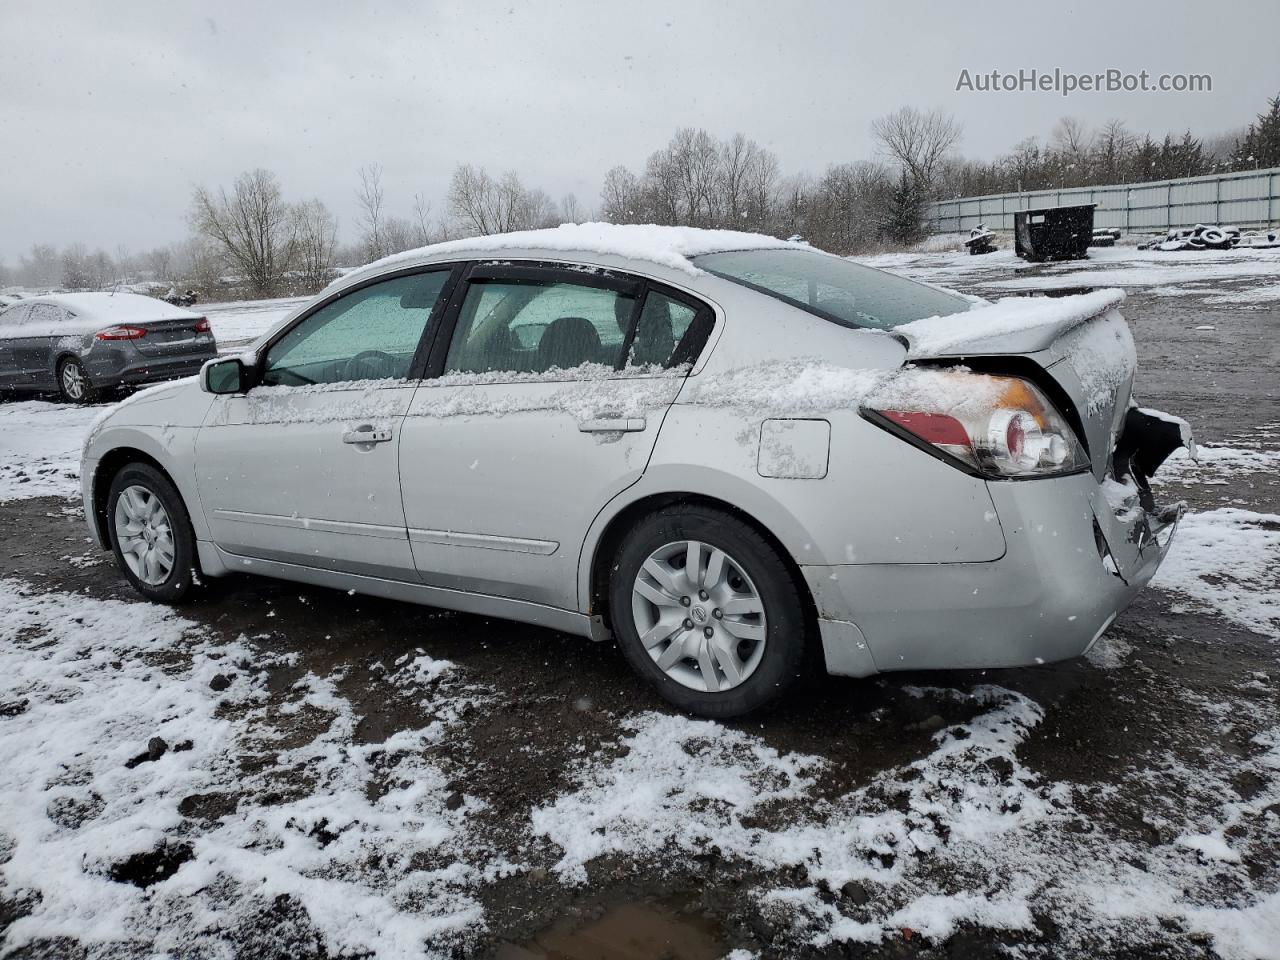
(0, 304, 29, 388)
(399, 263, 712, 610)
(15, 303, 63, 389)
(195, 268, 455, 579)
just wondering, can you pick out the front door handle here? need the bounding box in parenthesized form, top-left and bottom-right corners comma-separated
(579, 417, 646, 433)
(343, 425, 393, 444)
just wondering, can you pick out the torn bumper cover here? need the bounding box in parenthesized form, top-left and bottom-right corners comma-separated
(805, 407, 1192, 677)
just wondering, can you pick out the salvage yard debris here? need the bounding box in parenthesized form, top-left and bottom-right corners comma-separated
(1138, 223, 1280, 251)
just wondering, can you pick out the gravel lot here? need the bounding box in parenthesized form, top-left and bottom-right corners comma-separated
(1, 246, 1278, 959)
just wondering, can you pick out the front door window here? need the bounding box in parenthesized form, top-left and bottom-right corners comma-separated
(262, 270, 449, 386)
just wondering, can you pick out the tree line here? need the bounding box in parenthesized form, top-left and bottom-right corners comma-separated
(3, 91, 1277, 300)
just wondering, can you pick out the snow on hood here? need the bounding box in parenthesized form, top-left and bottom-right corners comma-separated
(339, 222, 800, 285)
(896, 289, 1126, 358)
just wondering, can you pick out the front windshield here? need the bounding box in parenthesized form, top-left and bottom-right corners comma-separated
(692, 248, 969, 330)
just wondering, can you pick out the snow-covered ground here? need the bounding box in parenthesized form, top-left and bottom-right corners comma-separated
(0, 400, 108, 502)
(2, 244, 1279, 957)
(204, 295, 308, 349)
(859, 243, 1280, 304)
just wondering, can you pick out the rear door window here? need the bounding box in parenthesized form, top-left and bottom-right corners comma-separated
(625, 292, 700, 370)
(442, 267, 715, 379)
(26, 304, 65, 332)
(444, 280, 637, 377)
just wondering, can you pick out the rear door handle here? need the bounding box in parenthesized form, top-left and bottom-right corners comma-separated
(343, 425, 393, 444)
(579, 417, 646, 433)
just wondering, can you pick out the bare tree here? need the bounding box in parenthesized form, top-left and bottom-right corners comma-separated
(1093, 119, 1136, 182)
(559, 193, 582, 224)
(190, 168, 295, 297)
(448, 165, 543, 235)
(599, 165, 642, 223)
(145, 247, 174, 282)
(20, 244, 60, 288)
(412, 193, 435, 245)
(356, 164, 386, 261)
(807, 161, 890, 253)
(871, 107, 962, 189)
(62, 244, 93, 289)
(719, 134, 778, 230)
(521, 187, 556, 229)
(174, 236, 223, 293)
(382, 217, 419, 254)
(290, 199, 338, 290)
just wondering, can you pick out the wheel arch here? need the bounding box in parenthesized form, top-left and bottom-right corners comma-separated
(583, 489, 821, 648)
(91, 447, 171, 549)
(53, 350, 84, 390)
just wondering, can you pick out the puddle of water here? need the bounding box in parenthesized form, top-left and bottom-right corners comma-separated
(495, 900, 727, 960)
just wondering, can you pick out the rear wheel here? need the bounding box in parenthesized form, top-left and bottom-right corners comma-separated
(58, 357, 98, 404)
(608, 504, 810, 718)
(107, 463, 198, 603)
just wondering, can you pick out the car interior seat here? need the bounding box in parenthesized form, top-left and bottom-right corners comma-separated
(537, 316, 601, 370)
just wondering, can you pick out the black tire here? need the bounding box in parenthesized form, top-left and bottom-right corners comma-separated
(608, 504, 811, 718)
(57, 356, 98, 404)
(107, 463, 199, 603)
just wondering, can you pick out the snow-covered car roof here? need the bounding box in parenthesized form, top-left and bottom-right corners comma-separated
(27, 292, 202, 322)
(341, 223, 802, 288)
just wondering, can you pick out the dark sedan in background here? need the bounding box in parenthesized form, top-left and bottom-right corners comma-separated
(0, 292, 217, 402)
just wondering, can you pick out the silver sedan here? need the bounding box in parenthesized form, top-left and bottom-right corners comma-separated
(81, 226, 1189, 716)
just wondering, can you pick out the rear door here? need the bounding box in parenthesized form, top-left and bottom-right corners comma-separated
(399, 262, 713, 610)
(194, 267, 456, 579)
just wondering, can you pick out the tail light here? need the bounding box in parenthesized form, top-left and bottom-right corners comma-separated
(864, 370, 1089, 478)
(95, 325, 147, 341)
(193, 318, 211, 334)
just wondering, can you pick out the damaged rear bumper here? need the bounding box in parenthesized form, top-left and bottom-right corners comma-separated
(804, 470, 1180, 677)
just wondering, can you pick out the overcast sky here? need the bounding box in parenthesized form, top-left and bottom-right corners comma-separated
(3, 0, 1278, 262)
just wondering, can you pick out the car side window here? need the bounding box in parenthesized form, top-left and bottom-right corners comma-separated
(625, 292, 700, 370)
(0, 304, 30, 330)
(444, 280, 637, 376)
(27, 304, 64, 328)
(261, 270, 449, 387)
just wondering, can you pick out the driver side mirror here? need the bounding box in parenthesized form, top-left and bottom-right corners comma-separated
(201, 356, 255, 395)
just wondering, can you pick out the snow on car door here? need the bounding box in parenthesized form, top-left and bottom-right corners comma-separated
(194, 269, 453, 579)
(399, 265, 709, 612)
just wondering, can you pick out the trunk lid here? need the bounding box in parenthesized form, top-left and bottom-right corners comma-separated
(129, 317, 215, 358)
(895, 289, 1135, 479)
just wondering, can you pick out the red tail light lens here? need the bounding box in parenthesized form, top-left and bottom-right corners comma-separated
(95, 325, 147, 341)
(866, 371, 1088, 478)
(193, 318, 211, 334)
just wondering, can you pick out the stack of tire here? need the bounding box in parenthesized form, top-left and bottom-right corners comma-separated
(1089, 228, 1121, 248)
(1161, 224, 1239, 251)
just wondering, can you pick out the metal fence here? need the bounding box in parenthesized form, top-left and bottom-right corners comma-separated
(926, 166, 1280, 235)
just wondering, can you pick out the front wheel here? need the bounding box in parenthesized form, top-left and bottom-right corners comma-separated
(608, 504, 811, 718)
(107, 463, 199, 603)
(58, 357, 98, 404)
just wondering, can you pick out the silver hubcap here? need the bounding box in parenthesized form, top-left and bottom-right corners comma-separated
(62, 362, 85, 399)
(113, 485, 175, 586)
(631, 539, 767, 693)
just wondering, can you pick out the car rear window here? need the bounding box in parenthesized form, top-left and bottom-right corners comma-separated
(691, 248, 969, 331)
